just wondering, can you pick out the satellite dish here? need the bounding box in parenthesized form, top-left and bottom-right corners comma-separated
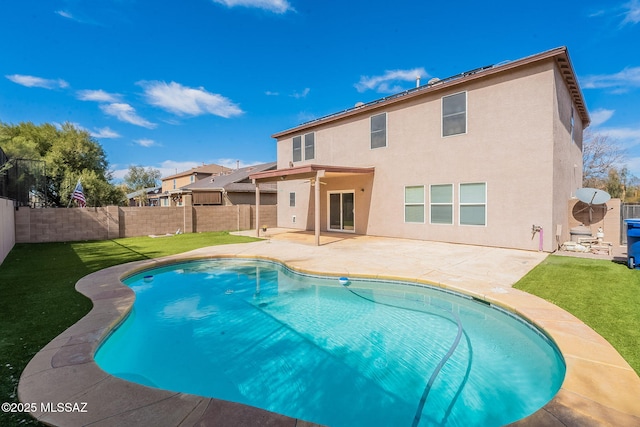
(574, 188, 611, 224)
(576, 188, 611, 205)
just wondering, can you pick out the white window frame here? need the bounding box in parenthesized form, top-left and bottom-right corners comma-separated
(442, 91, 467, 137)
(429, 184, 453, 225)
(370, 112, 387, 149)
(404, 185, 425, 224)
(459, 182, 487, 226)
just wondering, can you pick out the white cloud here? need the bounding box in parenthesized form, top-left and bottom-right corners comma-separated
(55, 10, 74, 19)
(77, 89, 122, 103)
(597, 126, 640, 143)
(622, 0, 640, 25)
(265, 90, 280, 96)
(355, 68, 428, 93)
(138, 81, 243, 118)
(135, 138, 156, 147)
(90, 127, 121, 138)
(581, 66, 640, 92)
(158, 160, 201, 178)
(5, 74, 69, 89)
(100, 103, 156, 129)
(589, 108, 615, 127)
(211, 0, 293, 14)
(291, 88, 310, 99)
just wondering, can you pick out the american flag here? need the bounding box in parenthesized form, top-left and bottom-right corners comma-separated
(71, 180, 86, 207)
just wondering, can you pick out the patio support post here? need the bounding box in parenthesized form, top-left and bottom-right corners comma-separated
(254, 181, 260, 237)
(314, 170, 324, 246)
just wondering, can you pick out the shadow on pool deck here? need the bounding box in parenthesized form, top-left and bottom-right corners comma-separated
(18, 231, 640, 426)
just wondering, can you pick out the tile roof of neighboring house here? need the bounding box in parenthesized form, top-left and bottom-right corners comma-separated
(272, 46, 589, 139)
(162, 163, 232, 181)
(183, 162, 277, 193)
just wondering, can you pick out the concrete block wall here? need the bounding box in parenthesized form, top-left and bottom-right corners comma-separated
(193, 205, 251, 232)
(14, 205, 277, 243)
(251, 205, 277, 230)
(0, 197, 15, 265)
(119, 206, 194, 237)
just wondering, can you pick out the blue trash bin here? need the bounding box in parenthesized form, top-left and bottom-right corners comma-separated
(624, 219, 640, 269)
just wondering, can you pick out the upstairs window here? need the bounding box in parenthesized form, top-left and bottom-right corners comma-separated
(442, 92, 467, 136)
(371, 112, 387, 149)
(304, 132, 315, 160)
(292, 136, 302, 162)
(292, 132, 315, 162)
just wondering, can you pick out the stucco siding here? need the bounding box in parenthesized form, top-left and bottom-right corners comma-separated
(275, 54, 585, 251)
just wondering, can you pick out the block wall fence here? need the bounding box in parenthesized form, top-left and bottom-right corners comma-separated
(14, 205, 277, 243)
(0, 197, 16, 265)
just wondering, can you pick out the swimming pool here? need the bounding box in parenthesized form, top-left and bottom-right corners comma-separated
(96, 258, 565, 427)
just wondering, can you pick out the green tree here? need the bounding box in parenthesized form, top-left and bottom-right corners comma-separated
(0, 121, 124, 206)
(123, 165, 161, 206)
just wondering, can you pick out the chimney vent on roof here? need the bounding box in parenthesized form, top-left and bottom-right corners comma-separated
(416, 75, 421, 87)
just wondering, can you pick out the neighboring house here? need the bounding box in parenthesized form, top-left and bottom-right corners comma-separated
(181, 162, 277, 206)
(126, 186, 161, 206)
(250, 47, 589, 251)
(155, 163, 232, 207)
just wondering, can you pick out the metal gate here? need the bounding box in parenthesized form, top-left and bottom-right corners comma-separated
(621, 203, 640, 244)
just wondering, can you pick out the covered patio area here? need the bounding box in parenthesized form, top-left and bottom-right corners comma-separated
(250, 164, 375, 246)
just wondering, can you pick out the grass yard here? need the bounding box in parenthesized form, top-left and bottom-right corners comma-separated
(0, 232, 259, 427)
(514, 255, 640, 376)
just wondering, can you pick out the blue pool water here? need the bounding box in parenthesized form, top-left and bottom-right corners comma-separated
(95, 259, 565, 427)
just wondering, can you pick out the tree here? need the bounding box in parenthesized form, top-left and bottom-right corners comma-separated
(123, 165, 161, 191)
(123, 165, 162, 206)
(0, 121, 125, 206)
(582, 130, 625, 188)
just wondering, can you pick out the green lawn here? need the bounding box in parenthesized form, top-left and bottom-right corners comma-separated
(514, 255, 640, 375)
(0, 232, 259, 427)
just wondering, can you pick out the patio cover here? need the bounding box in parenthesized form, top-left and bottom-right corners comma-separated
(250, 164, 375, 245)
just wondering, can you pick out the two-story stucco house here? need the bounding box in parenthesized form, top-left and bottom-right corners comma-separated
(250, 47, 589, 251)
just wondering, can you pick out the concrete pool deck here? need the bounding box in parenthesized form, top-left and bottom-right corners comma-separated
(18, 230, 640, 426)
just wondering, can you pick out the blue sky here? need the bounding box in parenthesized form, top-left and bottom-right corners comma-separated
(1, 0, 639, 179)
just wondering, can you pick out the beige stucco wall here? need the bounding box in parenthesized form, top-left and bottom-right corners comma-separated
(0, 197, 15, 265)
(276, 58, 583, 252)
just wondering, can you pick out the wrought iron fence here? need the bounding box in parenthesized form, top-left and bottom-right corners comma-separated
(621, 203, 640, 245)
(0, 146, 47, 207)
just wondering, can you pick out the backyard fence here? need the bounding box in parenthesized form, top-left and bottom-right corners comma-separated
(622, 203, 640, 245)
(14, 204, 277, 243)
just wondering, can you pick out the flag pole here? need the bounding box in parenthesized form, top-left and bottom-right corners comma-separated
(67, 179, 76, 208)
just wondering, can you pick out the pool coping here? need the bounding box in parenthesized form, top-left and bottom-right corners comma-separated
(18, 237, 640, 426)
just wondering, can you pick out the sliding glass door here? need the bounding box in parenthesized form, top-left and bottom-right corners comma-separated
(328, 191, 355, 232)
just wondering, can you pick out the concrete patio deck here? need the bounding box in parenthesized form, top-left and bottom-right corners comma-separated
(18, 230, 640, 426)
